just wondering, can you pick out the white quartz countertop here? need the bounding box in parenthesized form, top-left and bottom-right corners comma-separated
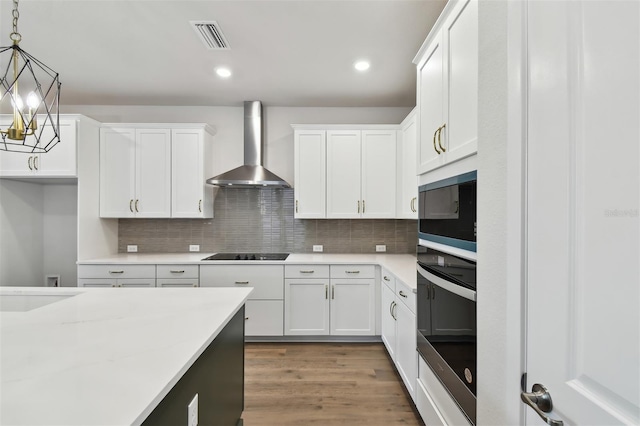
(78, 253, 417, 289)
(0, 286, 252, 426)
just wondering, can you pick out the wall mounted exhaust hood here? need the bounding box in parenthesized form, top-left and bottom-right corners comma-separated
(206, 101, 290, 188)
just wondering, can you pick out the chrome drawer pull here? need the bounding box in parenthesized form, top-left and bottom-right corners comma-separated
(345, 270, 360, 274)
(170, 270, 185, 274)
(235, 281, 249, 285)
(383, 276, 390, 281)
(300, 270, 315, 274)
(399, 290, 408, 298)
(109, 270, 124, 274)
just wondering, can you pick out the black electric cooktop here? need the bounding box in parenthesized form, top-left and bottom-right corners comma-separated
(202, 253, 290, 261)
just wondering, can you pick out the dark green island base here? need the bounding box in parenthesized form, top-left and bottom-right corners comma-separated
(142, 306, 245, 426)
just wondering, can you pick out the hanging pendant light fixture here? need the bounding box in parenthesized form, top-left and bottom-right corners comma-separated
(0, 0, 61, 153)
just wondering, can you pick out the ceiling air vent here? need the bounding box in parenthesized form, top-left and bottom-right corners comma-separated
(190, 21, 230, 50)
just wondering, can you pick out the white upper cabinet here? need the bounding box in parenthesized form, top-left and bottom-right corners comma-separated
(293, 128, 326, 218)
(100, 126, 171, 218)
(0, 117, 79, 178)
(398, 109, 418, 219)
(325, 128, 396, 219)
(415, 0, 478, 175)
(171, 128, 214, 218)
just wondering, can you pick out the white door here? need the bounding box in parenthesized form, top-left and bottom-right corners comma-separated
(524, 1, 639, 425)
(381, 282, 397, 359)
(294, 129, 326, 218)
(329, 279, 375, 335)
(135, 128, 171, 218)
(37, 120, 77, 176)
(284, 279, 330, 335)
(326, 130, 361, 218)
(361, 130, 396, 218)
(99, 128, 136, 217)
(172, 129, 204, 218)
(399, 110, 418, 219)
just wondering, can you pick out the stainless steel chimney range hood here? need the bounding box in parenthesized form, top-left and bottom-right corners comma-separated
(206, 101, 290, 188)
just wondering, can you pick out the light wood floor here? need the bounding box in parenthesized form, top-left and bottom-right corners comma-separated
(241, 342, 424, 425)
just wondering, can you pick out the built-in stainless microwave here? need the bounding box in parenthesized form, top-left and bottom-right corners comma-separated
(418, 171, 477, 252)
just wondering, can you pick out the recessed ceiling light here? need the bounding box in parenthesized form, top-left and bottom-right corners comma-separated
(216, 67, 232, 78)
(354, 61, 370, 71)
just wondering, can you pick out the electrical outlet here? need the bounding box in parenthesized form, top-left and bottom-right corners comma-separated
(313, 245, 323, 252)
(189, 245, 200, 252)
(188, 393, 198, 426)
(376, 245, 386, 252)
(127, 245, 138, 253)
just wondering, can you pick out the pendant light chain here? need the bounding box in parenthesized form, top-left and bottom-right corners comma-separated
(10, 0, 22, 43)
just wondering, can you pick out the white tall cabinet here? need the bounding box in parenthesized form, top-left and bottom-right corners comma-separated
(293, 128, 326, 218)
(99, 127, 171, 218)
(414, 0, 478, 175)
(397, 108, 418, 219)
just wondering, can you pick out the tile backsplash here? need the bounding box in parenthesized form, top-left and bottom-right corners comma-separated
(118, 188, 417, 254)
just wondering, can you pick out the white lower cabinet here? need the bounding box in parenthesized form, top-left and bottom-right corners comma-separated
(380, 267, 418, 401)
(284, 265, 375, 336)
(77, 265, 156, 287)
(156, 264, 199, 287)
(200, 265, 284, 336)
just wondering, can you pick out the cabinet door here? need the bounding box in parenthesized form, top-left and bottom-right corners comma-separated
(399, 111, 418, 219)
(329, 279, 375, 335)
(135, 128, 171, 218)
(36, 120, 77, 176)
(100, 128, 136, 217)
(417, 35, 446, 174)
(156, 279, 199, 288)
(284, 279, 330, 335)
(171, 129, 212, 218)
(118, 279, 156, 288)
(245, 300, 284, 336)
(294, 130, 326, 218)
(361, 130, 396, 218)
(381, 283, 397, 359)
(442, 0, 478, 162)
(395, 298, 417, 401)
(326, 130, 361, 218)
(78, 279, 116, 288)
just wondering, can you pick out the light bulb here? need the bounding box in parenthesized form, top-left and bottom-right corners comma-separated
(12, 95, 24, 111)
(26, 92, 39, 109)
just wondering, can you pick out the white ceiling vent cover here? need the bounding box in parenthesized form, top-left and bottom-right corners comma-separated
(190, 21, 230, 50)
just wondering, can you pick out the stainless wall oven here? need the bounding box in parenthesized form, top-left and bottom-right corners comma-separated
(417, 243, 477, 424)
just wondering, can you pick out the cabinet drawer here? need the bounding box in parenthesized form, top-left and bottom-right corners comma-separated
(200, 265, 284, 299)
(381, 267, 396, 291)
(285, 264, 330, 279)
(330, 265, 375, 279)
(157, 265, 199, 279)
(156, 278, 199, 288)
(78, 264, 156, 279)
(396, 280, 416, 314)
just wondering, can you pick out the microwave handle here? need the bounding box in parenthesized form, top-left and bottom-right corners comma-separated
(417, 264, 476, 302)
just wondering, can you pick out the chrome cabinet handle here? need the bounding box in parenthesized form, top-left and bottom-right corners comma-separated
(431, 285, 435, 300)
(109, 270, 124, 274)
(362, 199, 365, 214)
(399, 290, 408, 298)
(170, 270, 185, 274)
(129, 199, 134, 213)
(245, 317, 249, 320)
(300, 270, 315, 274)
(357, 200, 360, 213)
(34, 156, 38, 170)
(295, 200, 299, 213)
(392, 301, 397, 320)
(389, 301, 394, 318)
(433, 128, 441, 154)
(345, 270, 360, 274)
(521, 384, 563, 426)
(426, 284, 431, 300)
(331, 285, 335, 299)
(135, 199, 139, 212)
(27, 156, 32, 170)
(438, 123, 446, 152)
(234, 281, 249, 285)
(383, 276, 390, 281)
(325, 284, 328, 299)
(198, 199, 202, 213)
(410, 197, 416, 212)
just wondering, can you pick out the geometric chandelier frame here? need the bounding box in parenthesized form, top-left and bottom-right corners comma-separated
(0, 0, 61, 153)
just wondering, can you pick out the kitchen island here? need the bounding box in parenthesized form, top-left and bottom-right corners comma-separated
(0, 286, 252, 425)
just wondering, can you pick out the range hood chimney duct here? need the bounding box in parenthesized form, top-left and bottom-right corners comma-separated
(206, 101, 290, 188)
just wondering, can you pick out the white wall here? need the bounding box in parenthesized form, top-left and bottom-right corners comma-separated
(63, 105, 412, 187)
(476, 0, 523, 424)
(0, 180, 45, 286)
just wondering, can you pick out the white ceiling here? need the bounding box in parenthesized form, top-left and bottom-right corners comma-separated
(0, 0, 447, 107)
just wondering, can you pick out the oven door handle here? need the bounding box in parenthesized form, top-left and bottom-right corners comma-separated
(417, 264, 476, 302)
